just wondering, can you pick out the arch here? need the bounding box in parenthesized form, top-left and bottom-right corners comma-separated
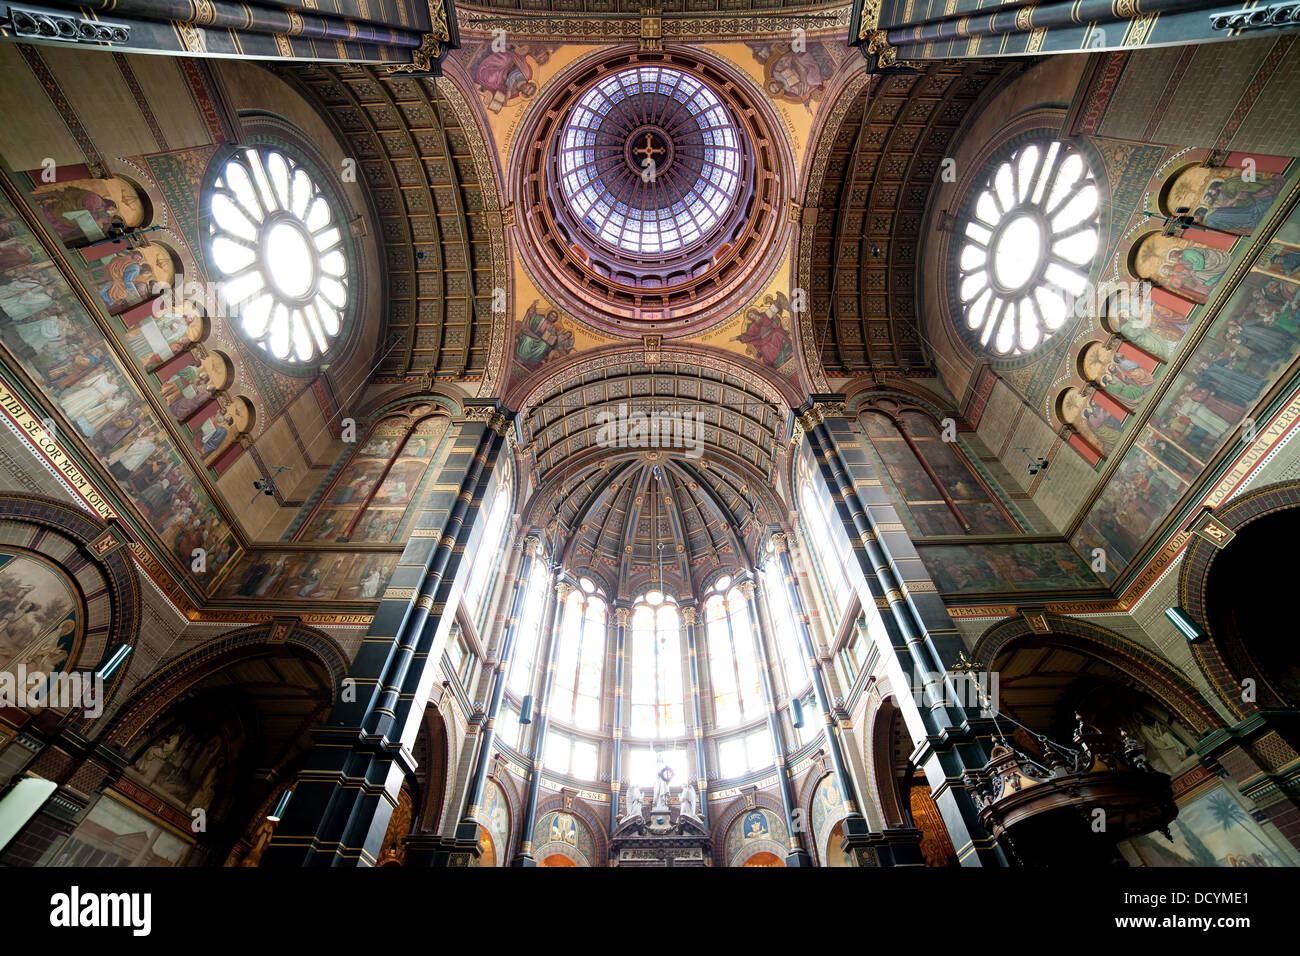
(1179, 480, 1300, 717)
(867, 697, 910, 828)
(532, 796, 607, 865)
(27, 174, 151, 247)
(972, 613, 1220, 738)
(0, 494, 140, 723)
(103, 623, 347, 749)
(713, 791, 785, 866)
(413, 704, 452, 831)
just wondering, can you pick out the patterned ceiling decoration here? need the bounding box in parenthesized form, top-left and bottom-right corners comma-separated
(277, 65, 507, 386)
(518, 359, 786, 485)
(805, 61, 1016, 377)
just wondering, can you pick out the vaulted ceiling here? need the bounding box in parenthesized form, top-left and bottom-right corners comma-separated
(278, 64, 500, 383)
(809, 61, 1017, 377)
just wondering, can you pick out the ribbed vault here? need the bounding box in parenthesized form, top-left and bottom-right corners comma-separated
(805, 61, 1016, 376)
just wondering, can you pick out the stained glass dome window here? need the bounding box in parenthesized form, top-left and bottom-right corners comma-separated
(207, 148, 350, 364)
(556, 66, 743, 257)
(955, 140, 1099, 357)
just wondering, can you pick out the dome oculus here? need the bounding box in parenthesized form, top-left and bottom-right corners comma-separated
(556, 66, 743, 258)
(956, 140, 1099, 357)
(208, 147, 350, 364)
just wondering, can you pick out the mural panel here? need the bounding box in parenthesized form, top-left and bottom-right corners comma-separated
(0, 549, 81, 674)
(217, 551, 397, 602)
(918, 541, 1102, 593)
(1121, 784, 1293, 867)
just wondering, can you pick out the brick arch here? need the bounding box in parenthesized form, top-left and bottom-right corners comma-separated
(1179, 480, 1300, 718)
(533, 793, 608, 864)
(0, 494, 140, 722)
(102, 623, 347, 750)
(972, 613, 1220, 737)
(412, 703, 453, 831)
(712, 790, 785, 866)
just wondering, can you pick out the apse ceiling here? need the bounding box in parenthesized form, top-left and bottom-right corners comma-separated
(809, 61, 1017, 377)
(520, 360, 786, 484)
(278, 64, 501, 383)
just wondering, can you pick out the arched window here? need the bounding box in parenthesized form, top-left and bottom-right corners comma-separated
(858, 400, 1016, 536)
(629, 591, 684, 738)
(797, 457, 852, 619)
(717, 729, 773, 778)
(544, 733, 600, 780)
(704, 577, 763, 729)
(761, 556, 810, 695)
(507, 561, 550, 695)
(461, 484, 512, 630)
(207, 147, 350, 364)
(552, 582, 607, 730)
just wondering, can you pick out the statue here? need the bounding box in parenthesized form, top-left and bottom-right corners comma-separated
(680, 780, 698, 819)
(652, 752, 674, 811)
(624, 783, 643, 820)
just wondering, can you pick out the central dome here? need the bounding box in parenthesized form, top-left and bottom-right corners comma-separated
(556, 66, 743, 258)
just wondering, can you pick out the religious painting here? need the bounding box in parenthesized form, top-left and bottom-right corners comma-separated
(1106, 297, 1193, 363)
(734, 291, 794, 371)
(745, 39, 836, 110)
(515, 299, 574, 370)
(1256, 240, 1300, 282)
(83, 244, 175, 315)
(371, 459, 427, 509)
(533, 809, 594, 866)
(1060, 388, 1126, 455)
(724, 806, 786, 865)
(352, 510, 405, 543)
(1082, 342, 1159, 411)
(1164, 163, 1289, 236)
(216, 551, 396, 601)
(466, 41, 551, 114)
(743, 809, 770, 840)
(918, 542, 1102, 594)
(335, 553, 397, 601)
(0, 549, 81, 674)
(1120, 784, 1293, 867)
(811, 774, 848, 866)
(0, 194, 233, 584)
(122, 302, 204, 368)
(29, 177, 146, 246)
(128, 707, 246, 818)
(1132, 235, 1232, 303)
(476, 778, 510, 868)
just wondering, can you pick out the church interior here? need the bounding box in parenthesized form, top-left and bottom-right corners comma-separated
(0, 0, 1299, 874)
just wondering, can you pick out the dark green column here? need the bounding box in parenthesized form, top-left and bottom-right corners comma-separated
(513, 575, 571, 866)
(738, 578, 813, 866)
(262, 403, 511, 867)
(797, 400, 1004, 866)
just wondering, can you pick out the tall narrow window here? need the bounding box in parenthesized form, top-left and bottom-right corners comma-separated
(552, 583, 607, 730)
(507, 561, 549, 695)
(762, 557, 809, 694)
(705, 579, 763, 729)
(629, 592, 684, 738)
(798, 457, 852, 619)
(461, 486, 512, 629)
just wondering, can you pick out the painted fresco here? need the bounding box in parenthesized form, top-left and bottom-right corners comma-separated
(29, 177, 146, 246)
(475, 779, 510, 868)
(1082, 342, 1159, 411)
(734, 291, 796, 372)
(1075, 209, 1300, 580)
(0, 192, 233, 583)
(1132, 235, 1232, 303)
(515, 298, 575, 371)
(810, 774, 848, 866)
(919, 541, 1102, 593)
(723, 805, 787, 867)
(1121, 784, 1293, 867)
(1108, 298, 1193, 363)
(745, 39, 836, 110)
(0, 549, 80, 673)
(464, 40, 550, 114)
(1257, 240, 1300, 283)
(299, 415, 445, 544)
(216, 550, 396, 601)
(85, 244, 176, 315)
(127, 709, 245, 818)
(1165, 164, 1288, 235)
(532, 809, 594, 866)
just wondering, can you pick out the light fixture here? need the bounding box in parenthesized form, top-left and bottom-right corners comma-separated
(266, 788, 293, 823)
(1165, 607, 1206, 643)
(94, 644, 132, 682)
(520, 695, 534, 725)
(791, 697, 805, 729)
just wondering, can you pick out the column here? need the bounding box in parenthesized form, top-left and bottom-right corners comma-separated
(412, 534, 539, 866)
(738, 579, 813, 866)
(680, 605, 710, 829)
(261, 403, 511, 867)
(609, 604, 629, 835)
(798, 400, 1005, 866)
(513, 576, 572, 867)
